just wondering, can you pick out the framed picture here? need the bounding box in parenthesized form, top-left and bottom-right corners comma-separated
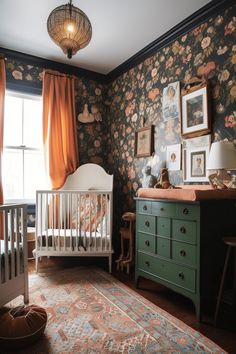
(181, 85, 210, 138)
(166, 144, 181, 171)
(162, 81, 181, 121)
(135, 125, 154, 157)
(183, 134, 211, 182)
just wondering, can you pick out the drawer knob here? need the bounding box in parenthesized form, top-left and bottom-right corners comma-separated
(160, 207, 164, 212)
(145, 221, 150, 227)
(145, 261, 150, 267)
(180, 249, 186, 257)
(180, 226, 186, 234)
(145, 240, 150, 246)
(183, 208, 189, 215)
(143, 205, 147, 211)
(178, 272, 184, 280)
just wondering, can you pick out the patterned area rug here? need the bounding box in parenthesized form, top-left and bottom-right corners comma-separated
(5, 266, 225, 354)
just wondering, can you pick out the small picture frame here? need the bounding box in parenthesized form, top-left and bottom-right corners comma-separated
(135, 125, 154, 157)
(166, 144, 181, 171)
(181, 85, 210, 138)
(183, 134, 211, 182)
(162, 81, 181, 121)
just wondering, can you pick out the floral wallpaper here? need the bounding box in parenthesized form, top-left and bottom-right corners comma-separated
(106, 5, 236, 232)
(3, 4, 236, 250)
(5, 58, 109, 169)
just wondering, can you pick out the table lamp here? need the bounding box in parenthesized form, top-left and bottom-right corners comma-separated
(208, 141, 236, 189)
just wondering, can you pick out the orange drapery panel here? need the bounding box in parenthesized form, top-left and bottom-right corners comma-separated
(0, 57, 5, 239)
(42, 70, 78, 189)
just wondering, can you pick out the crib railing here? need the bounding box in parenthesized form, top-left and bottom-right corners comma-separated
(0, 204, 28, 306)
(36, 190, 113, 253)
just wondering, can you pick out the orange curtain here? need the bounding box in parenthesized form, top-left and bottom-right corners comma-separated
(42, 70, 78, 189)
(0, 56, 6, 239)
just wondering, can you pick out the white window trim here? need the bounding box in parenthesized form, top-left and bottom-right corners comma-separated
(3, 90, 43, 203)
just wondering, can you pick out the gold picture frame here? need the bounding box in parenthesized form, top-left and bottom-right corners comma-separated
(135, 126, 154, 158)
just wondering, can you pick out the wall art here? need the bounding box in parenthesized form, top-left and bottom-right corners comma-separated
(135, 126, 154, 158)
(166, 144, 181, 171)
(183, 134, 211, 182)
(162, 81, 181, 121)
(181, 85, 210, 138)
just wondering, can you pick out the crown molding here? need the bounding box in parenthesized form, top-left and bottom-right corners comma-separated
(106, 0, 234, 82)
(0, 47, 107, 84)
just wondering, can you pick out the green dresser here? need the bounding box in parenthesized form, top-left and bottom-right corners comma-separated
(135, 197, 236, 321)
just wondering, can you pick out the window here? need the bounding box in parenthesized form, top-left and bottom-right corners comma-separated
(3, 91, 48, 202)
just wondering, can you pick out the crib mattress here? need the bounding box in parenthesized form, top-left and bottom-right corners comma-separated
(0, 240, 24, 284)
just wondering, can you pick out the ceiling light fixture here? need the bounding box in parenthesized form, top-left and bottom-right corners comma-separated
(47, 0, 92, 59)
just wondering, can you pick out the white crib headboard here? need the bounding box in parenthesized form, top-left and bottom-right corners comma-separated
(61, 163, 113, 191)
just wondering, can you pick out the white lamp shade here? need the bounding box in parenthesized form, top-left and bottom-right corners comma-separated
(208, 141, 236, 170)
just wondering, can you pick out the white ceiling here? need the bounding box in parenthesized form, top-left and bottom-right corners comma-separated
(0, 0, 211, 74)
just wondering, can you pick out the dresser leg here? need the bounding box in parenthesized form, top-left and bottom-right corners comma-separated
(195, 300, 201, 322)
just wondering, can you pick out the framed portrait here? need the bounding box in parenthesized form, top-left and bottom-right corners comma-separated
(181, 85, 210, 138)
(166, 144, 181, 171)
(183, 134, 211, 182)
(162, 81, 181, 122)
(135, 125, 154, 157)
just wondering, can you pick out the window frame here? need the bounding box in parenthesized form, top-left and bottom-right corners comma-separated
(3, 90, 44, 203)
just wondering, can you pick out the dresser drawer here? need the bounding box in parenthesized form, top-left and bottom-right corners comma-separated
(176, 204, 199, 221)
(172, 220, 197, 244)
(137, 201, 152, 214)
(172, 241, 197, 267)
(137, 233, 156, 253)
(157, 217, 171, 237)
(137, 252, 164, 278)
(152, 201, 176, 217)
(164, 262, 196, 292)
(137, 214, 156, 234)
(157, 237, 170, 258)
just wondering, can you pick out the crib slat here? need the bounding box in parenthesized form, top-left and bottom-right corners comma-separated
(100, 193, 103, 252)
(58, 193, 61, 251)
(76, 194, 78, 250)
(45, 194, 49, 251)
(10, 209, 15, 279)
(64, 194, 66, 251)
(69, 193, 72, 251)
(16, 207, 20, 276)
(4, 210, 9, 282)
(40, 192, 43, 251)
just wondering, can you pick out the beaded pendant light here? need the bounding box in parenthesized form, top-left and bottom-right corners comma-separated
(47, 0, 92, 59)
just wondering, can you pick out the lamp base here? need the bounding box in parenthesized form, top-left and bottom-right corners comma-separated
(208, 169, 232, 189)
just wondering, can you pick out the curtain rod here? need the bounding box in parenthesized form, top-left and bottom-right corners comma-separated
(43, 69, 77, 80)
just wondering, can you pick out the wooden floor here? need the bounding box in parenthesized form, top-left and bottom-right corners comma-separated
(28, 258, 236, 354)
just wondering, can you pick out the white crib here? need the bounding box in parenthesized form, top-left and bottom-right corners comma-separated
(0, 204, 29, 307)
(35, 163, 113, 272)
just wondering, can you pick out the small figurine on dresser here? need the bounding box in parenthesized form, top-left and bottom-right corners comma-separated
(142, 166, 157, 188)
(155, 168, 176, 189)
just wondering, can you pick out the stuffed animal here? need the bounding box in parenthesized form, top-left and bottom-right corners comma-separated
(154, 168, 175, 189)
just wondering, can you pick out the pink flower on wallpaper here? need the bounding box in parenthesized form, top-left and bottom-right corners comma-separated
(148, 88, 160, 101)
(224, 18, 236, 35)
(225, 113, 236, 127)
(125, 91, 134, 101)
(197, 61, 216, 77)
(201, 36, 211, 49)
(165, 56, 174, 69)
(125, 101, 135, 117)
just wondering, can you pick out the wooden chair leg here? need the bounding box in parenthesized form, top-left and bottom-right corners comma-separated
(214, 245, 231, 326)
